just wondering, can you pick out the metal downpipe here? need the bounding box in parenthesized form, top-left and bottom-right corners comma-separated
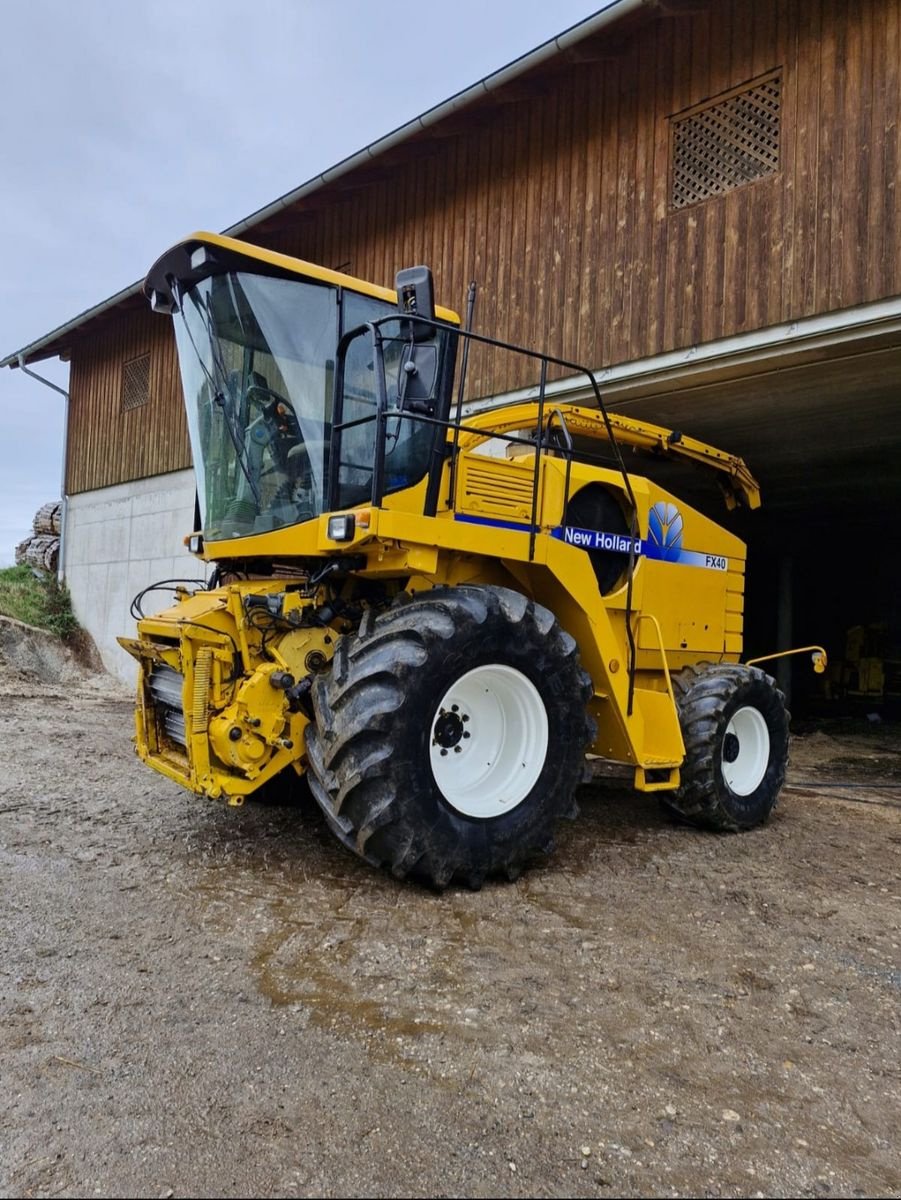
(17, 354, 70, 584)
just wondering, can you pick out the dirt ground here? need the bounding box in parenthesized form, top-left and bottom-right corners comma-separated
(1, 662, 899, 1199)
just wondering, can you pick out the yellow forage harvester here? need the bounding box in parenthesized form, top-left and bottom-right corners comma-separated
(120, 231, 803, 889)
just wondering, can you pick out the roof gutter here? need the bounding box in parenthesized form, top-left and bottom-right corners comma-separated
(2, 0, 646, 370)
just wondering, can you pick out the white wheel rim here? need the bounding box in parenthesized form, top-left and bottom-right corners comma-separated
(722, 706, 770, 796)
(429, 664, 549, 819)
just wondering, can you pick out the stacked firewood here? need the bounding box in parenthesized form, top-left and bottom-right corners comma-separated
(15, 502, 62, 573)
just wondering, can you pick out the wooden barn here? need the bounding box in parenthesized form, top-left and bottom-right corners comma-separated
(4, 0, 901, 702)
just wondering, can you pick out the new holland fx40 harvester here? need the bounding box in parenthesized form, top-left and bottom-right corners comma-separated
(120, 231, 811, 890)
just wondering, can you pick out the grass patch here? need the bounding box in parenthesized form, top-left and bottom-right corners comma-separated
(0, 564, 81, 641)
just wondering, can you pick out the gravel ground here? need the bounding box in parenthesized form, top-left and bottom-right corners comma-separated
(1, 669, 899, 1199)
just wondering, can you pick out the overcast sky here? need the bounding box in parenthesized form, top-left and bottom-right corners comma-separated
(0, 0, 607, 565)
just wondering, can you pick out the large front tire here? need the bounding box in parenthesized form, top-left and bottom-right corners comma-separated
(664, 663, 790, 831)
(305, 586, 594, 889)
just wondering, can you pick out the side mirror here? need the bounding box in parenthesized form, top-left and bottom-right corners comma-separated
(395, 265, 435, 342)
(397, 340, 439, 413)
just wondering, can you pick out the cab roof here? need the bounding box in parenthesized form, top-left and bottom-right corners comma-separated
(146, 232, 460, 324)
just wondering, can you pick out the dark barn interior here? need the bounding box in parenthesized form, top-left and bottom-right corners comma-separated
(606, 332, 901, 714)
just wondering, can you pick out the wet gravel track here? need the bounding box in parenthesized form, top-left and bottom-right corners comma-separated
(1, 686, 899, 1198)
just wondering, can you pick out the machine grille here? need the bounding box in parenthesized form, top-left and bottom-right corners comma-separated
(149, 663, 187, 747)
(462, 461, 535, 519)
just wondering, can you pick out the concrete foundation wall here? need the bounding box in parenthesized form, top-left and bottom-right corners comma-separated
(64, 470, 198, 683)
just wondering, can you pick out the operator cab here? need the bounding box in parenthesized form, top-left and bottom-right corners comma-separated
(144, 233, 459, 542)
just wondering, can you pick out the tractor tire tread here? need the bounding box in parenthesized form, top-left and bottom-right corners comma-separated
(663, 661, 790, 831)
(305, 585, 594, 888)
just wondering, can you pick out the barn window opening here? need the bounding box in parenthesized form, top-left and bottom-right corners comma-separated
(670, 70, 782, 210)
(121, 353, 151, 411)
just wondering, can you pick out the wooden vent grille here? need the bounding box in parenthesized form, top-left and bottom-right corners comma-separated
(670, 72, 781, 209)
(121, 353, 150, 411)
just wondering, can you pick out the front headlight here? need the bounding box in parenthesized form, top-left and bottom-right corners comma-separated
(327, 514, 355, 541)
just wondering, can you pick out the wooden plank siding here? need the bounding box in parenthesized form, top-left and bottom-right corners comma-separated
(66, 308, 189, 495)
(65, 0, 901, 493)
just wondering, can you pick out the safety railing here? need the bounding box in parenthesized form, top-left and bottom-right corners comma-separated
(329, 313, 643, 712)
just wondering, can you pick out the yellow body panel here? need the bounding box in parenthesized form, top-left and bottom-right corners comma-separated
(124, 414, 747, 799)
(127, 243, 758, 807)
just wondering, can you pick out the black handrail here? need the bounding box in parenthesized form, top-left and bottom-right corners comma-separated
(330, 312, 642, 708)
(546, 407, 575, 525)
(448, 281, 478, 510)
(370, 324, 390, 507)
(529, 359, 548, 561)
(335, 312, 638, 513)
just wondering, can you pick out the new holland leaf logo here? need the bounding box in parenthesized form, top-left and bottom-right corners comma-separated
(648, 502, 684, 562)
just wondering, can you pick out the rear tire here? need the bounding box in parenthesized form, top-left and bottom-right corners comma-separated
(305, 585, 594, 888)
(663, 663, 790, 831)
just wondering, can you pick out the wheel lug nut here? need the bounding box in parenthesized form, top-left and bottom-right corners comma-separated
(463, 731, 470, 739)
(461, 714, 469, 722)
(440, 749, 448, 757)
(451, 704, 459, 712)
(454, 745, 462, 753)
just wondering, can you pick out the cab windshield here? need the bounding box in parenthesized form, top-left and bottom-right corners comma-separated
(174, 271, 402, 539)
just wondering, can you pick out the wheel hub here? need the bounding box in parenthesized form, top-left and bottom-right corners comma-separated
(433, 709, 465, 749)
(723, 732, 740, 763)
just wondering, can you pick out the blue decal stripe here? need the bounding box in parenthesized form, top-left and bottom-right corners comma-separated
(453, 515, 726, 570)
(453, 514, 534, 533)
(644, 542, 727, 571)
(553, 525, 642, 554)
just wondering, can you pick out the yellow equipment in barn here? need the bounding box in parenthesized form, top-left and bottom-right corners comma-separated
(120, 232, 789, 888)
